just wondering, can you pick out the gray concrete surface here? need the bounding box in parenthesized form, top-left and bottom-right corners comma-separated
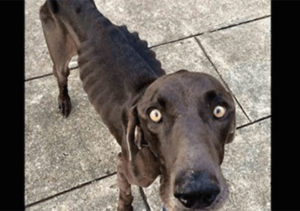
(25, 0, 270, 210)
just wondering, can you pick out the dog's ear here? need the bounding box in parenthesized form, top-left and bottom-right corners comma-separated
(226, 116, 236, 144)
(126, 105, 148, 161)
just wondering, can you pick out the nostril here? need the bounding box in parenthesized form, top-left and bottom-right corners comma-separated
(201, 193, 217, 206)
(174, 191, 219, 208)
(174, 193, 197, 208)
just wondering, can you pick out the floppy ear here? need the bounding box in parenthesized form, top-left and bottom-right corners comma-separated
(126, 106, 148, 161)
(226, 116, 236, 144)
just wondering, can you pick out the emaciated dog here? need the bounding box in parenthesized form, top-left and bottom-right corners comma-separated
(40, 0, 236, 210)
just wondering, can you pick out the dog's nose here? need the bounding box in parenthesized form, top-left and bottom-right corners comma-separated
(174, 171, 220, 209)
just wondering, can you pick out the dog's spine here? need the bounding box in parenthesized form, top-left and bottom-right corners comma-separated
(118, 25, 165, 77)
(87, 5, 165, 77)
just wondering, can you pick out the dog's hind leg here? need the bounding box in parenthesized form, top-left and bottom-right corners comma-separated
(40, 2, 77, 117)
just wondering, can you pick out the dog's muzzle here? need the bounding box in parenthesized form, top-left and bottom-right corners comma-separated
(173, 171, 220, 210)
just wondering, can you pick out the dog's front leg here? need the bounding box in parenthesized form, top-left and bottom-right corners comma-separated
(117, 152, 133, 211)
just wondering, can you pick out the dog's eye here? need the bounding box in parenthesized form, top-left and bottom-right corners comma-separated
(213, 106, 226, 118)
(149, 109, 162, 123)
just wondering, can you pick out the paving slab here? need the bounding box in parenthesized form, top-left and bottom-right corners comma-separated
(26, 175, 148, 211)
(25, 0, 270, 79)
(143, 118, 271, 211)
(197, 18, 270, 122)
(96, 0, 270, 47)
(151, 38, 249, 127)
(25, 70, 120, 205)
(25, 0, 50, 79)
(221, 118, 270, 211)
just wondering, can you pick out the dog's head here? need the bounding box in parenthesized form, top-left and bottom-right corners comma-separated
(127, 70, 236, 211)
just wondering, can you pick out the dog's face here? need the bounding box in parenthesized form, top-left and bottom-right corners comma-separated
(135, 70, 236, 211)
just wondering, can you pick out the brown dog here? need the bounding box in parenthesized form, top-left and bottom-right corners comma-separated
(40, 0, 236, 210)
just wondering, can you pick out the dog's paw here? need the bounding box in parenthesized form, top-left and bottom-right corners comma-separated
(58, 94, 72, 118)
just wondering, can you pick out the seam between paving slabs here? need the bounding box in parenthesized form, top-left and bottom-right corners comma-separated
(150, 15, 270, 49)
(194, 36, 252, 123)
(25, 66, 78, 82)
(26, 172, 152, 211)
(236, 115, 270, 130)
(25, 172, 117, 208)
(208, 15, 270, 33)
(139, 187, 152, 211)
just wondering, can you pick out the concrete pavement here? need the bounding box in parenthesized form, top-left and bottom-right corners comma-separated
(25, 0, 270, 210)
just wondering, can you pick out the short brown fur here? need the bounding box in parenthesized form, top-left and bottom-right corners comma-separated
(40, 1, 236, 210)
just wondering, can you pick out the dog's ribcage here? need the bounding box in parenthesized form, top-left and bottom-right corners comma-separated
(71, 5, 165, 129)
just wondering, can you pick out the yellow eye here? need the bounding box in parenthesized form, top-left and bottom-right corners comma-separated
(213, 106, 226, 118)
(149, 109, 162, 122)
